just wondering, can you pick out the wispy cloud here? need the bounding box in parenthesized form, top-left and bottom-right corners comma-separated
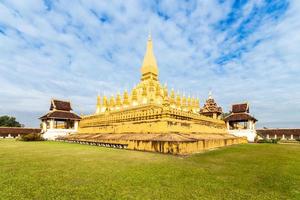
(0, 0, 299, 128)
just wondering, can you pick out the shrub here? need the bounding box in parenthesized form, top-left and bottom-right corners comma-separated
(257, 139, 270, 143)
(257, 138, 280, 144)
(19, 133, 45, 141)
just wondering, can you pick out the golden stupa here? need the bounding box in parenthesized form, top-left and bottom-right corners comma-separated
(63, 34, 247, 155)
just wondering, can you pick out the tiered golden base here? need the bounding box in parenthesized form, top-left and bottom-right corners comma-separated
(59, 133, 247, 155)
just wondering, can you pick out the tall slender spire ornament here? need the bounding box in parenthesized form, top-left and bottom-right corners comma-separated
(140, 33, 159, 81)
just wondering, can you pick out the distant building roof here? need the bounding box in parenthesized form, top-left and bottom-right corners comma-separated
(224, 102, 257, 122)
(40, 111, 81, 121)
(0, 127, 41, 136)
(224, 113, 257, 122)
(257, 128, 300, 136)
(50, 99, 72, 111)
(40, 99, 81, 121)
(232, 103, 249, 113)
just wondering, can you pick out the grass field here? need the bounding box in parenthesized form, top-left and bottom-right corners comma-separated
(0, 140, 299, 200)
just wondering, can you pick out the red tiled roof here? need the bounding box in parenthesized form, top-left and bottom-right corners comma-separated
(256, 129, 300, 136)
(224, 113, 257, 122)
(50, 99, 72, 111)
(40, 111, 81, 120)
(232, 103, 249, 113)
(0, 127, 41, 136)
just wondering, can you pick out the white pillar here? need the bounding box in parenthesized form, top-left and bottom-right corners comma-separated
(275, 134, 277, 139)
(213, 113, 217, 119)
(267, 134, 269, 139)
(42, 121, 47, 132)
(282, 134, 285, 140)
(50, 119, 54, 129)
(291, 134, 294, 140)
(74, 121, 79, 130)
(249, 120, 254, 130)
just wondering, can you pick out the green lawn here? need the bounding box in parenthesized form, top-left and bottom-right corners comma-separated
(0, 140, 299, 200)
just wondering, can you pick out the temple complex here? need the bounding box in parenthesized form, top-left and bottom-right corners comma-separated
(61, 35, 247, 155)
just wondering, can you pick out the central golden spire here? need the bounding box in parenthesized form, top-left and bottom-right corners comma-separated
(140, 34, 159, 81)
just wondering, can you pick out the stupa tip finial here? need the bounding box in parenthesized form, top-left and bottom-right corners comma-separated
(208, 90, 213, 99)
(148, 29, 152, 41)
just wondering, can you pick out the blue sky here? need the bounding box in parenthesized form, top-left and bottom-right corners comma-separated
(0, 0, 299, 128)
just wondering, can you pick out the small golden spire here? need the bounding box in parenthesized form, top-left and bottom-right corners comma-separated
(176, 93, 181, 108)
(169, 88, 175, 106)
(196, 98, 200, 110)
(142, 84, 147, 96)
(187, 96, 192, 111)
(96, 95, 101, 114)
(163, 86, 168, 97)
(182, 95, 187, 105)
(163, 91, 170, 107)
(123, 90, 129, 106)
(102, 95, 108, 112)
(182, 95, 187, 110)
(170, 88, 175, 99)
(155, 84, 161, 97)
(97, 95, 101, 106)
(103, 95, 108, 106)
(109, 95, 115, 108)
(131, 88, 138, 101)
(116, 93, 122, 107)
(191, 97, 195, 110)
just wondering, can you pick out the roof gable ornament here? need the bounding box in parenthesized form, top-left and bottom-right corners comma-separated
(50, 99, 72, 111)
(41, 99, 81, 121)
(231, 103, 249, 113)
(200, 92, 223, 116)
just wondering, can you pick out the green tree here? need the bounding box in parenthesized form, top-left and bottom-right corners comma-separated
(0, 115, 22, 127)
(220, 112, 230, 120)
